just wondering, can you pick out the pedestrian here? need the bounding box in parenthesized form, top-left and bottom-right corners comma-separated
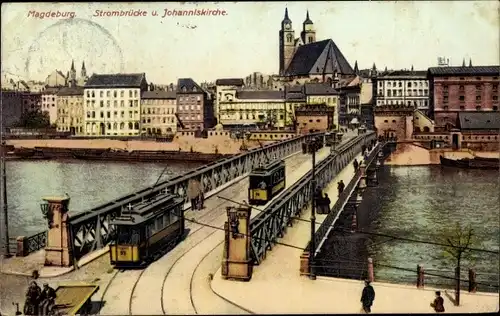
(430, 291, 445, 313)
(24, 281, 41, 315)
(323, 193, 331, 213)
(38, 283, 56, 316)
(353, 159, 359, 170)
(361, 280, 375, 313)
(197, 190, 205, 210)
(337, 180, 345, 196)
(187, 179, 200, 211)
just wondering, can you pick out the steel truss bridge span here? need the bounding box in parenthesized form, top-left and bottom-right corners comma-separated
(67, 133, 324, 259)
(249, 132, 377, 265)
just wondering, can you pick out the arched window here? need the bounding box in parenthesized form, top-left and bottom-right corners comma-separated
(113, 123, 117, 130)
(286, 34, 293, 43)
(120, 122, 125, 130)
(107, 123, 111, 130)
(128, 122, 133, 130)
(414, 127, 421, 133)
(423, 126, 430, 132)
(134, 122, 140, 130)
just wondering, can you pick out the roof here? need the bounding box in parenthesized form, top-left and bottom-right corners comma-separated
(85, 73, 146, 88)
(57, 86, 84, 96)
(458, 112, 500, 130)
(42, 87, 61, 94)
(428, 66, 500, 76)
(215, 78, 244, 86)
(285, 39, 354, 76)
(304, 83, 339, 95)
(377, 70, 427, 79)
(141, 91, 176, 99)
(177, 78, 204, 94)
(286, 92, 306, 101)
(236, 90, 285, 100)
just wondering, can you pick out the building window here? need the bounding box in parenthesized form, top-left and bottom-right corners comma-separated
(384, 120, 388, 123)
(459, 77, 465, 80)
(114, 91, 117, 98)
(476, 106, 481, 111)
(459, 96, 465, 101)
(493, 106, 498, 111)
(444, 106, 449, 110)
(100, 101, 104, 107)
(475, 84, 482, 91)
(100, 91, 104, 97)
(460, 105, 465, 110)
(493, 96, 498, 101)
(443, 85, 448, 91)
(443, 96, 449, 103)
(475, 77, 481, 80)
(493, 85, 498, 92)
(459, 85, 464, 91)
(476, 96, 481, 101)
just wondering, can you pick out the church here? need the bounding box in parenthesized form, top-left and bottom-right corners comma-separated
(278, 8, 355, 85)
(45, 60, 89, 88)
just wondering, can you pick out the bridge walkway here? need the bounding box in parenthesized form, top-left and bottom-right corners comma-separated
(97, 133, 357, 315)
(210, 149, 500, 314)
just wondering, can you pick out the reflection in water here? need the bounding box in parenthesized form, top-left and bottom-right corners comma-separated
(319, 165, 499, 292)
(2, 160, 200, 237)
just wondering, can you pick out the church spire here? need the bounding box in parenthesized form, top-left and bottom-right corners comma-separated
(411, 64, 414, 72)
(71, 60, 75, 71)
(469, 58, 472, 67)
(82, 61, 86, 71)
(81, 61, 87, 78)
(304, 10, 313, 25)
(283, 7, 291, 23)
(462, 58, 466, 67)
(354, 60, 359, 75)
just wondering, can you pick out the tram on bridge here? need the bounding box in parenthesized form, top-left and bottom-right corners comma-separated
(248, 160, 286, 205)
(109, 193, 185, 268)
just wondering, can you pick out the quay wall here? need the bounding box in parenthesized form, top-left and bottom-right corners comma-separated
(385, 143, 499, 166)
(5, 133, 272, 155)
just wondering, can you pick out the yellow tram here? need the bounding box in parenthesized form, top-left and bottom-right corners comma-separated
(248, 160, 286, 205)
(109, 193, 185, 268)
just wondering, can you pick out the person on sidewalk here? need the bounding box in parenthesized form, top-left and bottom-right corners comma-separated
(38, 283, 56, 316)
(430, 291, 445, 313)
(187, 179, 200, 211)
(361, 280, 375, 313)
(197, 190, 205, 210)
(323, 193, 331, 213)
(337, 180, 345, 196)
(353, 159, 359, 171)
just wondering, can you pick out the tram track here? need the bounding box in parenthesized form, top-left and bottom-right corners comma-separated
(97, 154, 311, 315)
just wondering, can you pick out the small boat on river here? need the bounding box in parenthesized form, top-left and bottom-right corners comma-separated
(440, 156, 499, 170)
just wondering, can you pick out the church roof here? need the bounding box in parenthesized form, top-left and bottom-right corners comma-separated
(458, 112, 500, 130)
(285, 39, 354, 77)
(85, 73, 146, 88)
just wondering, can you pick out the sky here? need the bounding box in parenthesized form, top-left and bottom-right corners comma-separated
(1, 1, 499, 84)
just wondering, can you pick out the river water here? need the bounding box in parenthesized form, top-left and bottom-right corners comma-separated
(1, 160, 201, 237)
(316, 165, 500, 292)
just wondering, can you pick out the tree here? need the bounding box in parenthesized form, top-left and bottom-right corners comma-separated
(440, 222, 477, 306)
(14, 110, 50, 129)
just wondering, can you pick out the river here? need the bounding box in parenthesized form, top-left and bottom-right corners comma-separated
(1, 160, 201, 237)
(316, 165, 500, 292)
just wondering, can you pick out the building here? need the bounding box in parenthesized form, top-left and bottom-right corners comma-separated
(56, 86, 84, 135)
(244, 72, 273, 90)
(41, 87, 61, 124)
(295, 103, 335, 134)
(176, 78, 214, 131)
(374, 105, 414, 140)
(45, 70, 67, 88)
(428, 65, 500, 130)
(45, 60, 89, 88)
(373, 67, 430, 112)
(338, 76, 362, 128)
(140, 90, 177, 135)
(0, 90, 24, 129)
(453, 112, 500, 151)
(83, 73, 148, 136)
(218, 90, 286, 129)
(284, 85, 306, 127)
(304, 83, 340, 130)
(278, 9, 354, 84)
(215, 78, 245, 123)
(21, 92, 42, 112)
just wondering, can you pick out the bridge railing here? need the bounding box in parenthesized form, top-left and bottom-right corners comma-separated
(248, 132, 377, 265)
(311, 142, 382, 256)
(65, 132, 323, 259)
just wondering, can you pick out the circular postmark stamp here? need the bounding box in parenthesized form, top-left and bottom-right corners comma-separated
(25, 18, 124, 79)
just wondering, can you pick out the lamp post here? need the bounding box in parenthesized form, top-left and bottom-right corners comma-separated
(1, 141, 11, 258)
(307, 137, 318, 280)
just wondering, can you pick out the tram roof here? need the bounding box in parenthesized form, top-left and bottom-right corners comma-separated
(251, 159, 284, 175)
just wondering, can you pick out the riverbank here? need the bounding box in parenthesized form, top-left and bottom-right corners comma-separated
(385, 143, 499, 166)
(5, 133, 272, 155)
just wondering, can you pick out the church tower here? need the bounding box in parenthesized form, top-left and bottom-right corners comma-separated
(81, 61, 87, 78)
(69, 60, 77, 87)
(279, 8, 295, 76)
(300, 10, 316, 45)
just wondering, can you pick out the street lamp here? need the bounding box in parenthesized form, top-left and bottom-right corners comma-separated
(306, 137, 321, 280)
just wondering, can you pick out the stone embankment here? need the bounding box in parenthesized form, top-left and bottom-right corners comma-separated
(385, 143, 499, 166)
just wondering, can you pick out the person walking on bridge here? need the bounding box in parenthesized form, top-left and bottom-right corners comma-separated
(187, 179, 200, 211)
(353, 159, 359, 171)
(430, 291, 445, 313)
(337, 180, 345, 196)
(361, 280, 375, 313)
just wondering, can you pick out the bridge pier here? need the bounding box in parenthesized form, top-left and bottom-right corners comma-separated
(221, 206, 253, 281)
(41, 196, 73, 267)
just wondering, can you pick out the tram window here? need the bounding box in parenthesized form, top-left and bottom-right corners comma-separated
(117, 227, 140, 245)
(170, 210, 178, 222)
(149, 221, 157, 235)
(156, 215, 164, 230)
(163, 213, 170, 226)
(250, 176, 267, 188)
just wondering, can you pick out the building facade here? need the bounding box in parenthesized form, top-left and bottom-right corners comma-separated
(56, 86, 84, 135)
(0, 90, 23, 129)
(295, 103, 334, 134)
(428, 65, 500, 130)
(374, 105, 414, 140)
(373, 69, 430, 112)
(176, 78, 214, 131)
(304, 83, 340, 130)
(141, 91, 177, 135)
(41, 87, 61, 124)
(215, 78, 245, 124)
(284, 85, 306, 127)
(83, 73, 148, 136)
(218, 90, 286, 128)
(21, 92, 42, 112)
